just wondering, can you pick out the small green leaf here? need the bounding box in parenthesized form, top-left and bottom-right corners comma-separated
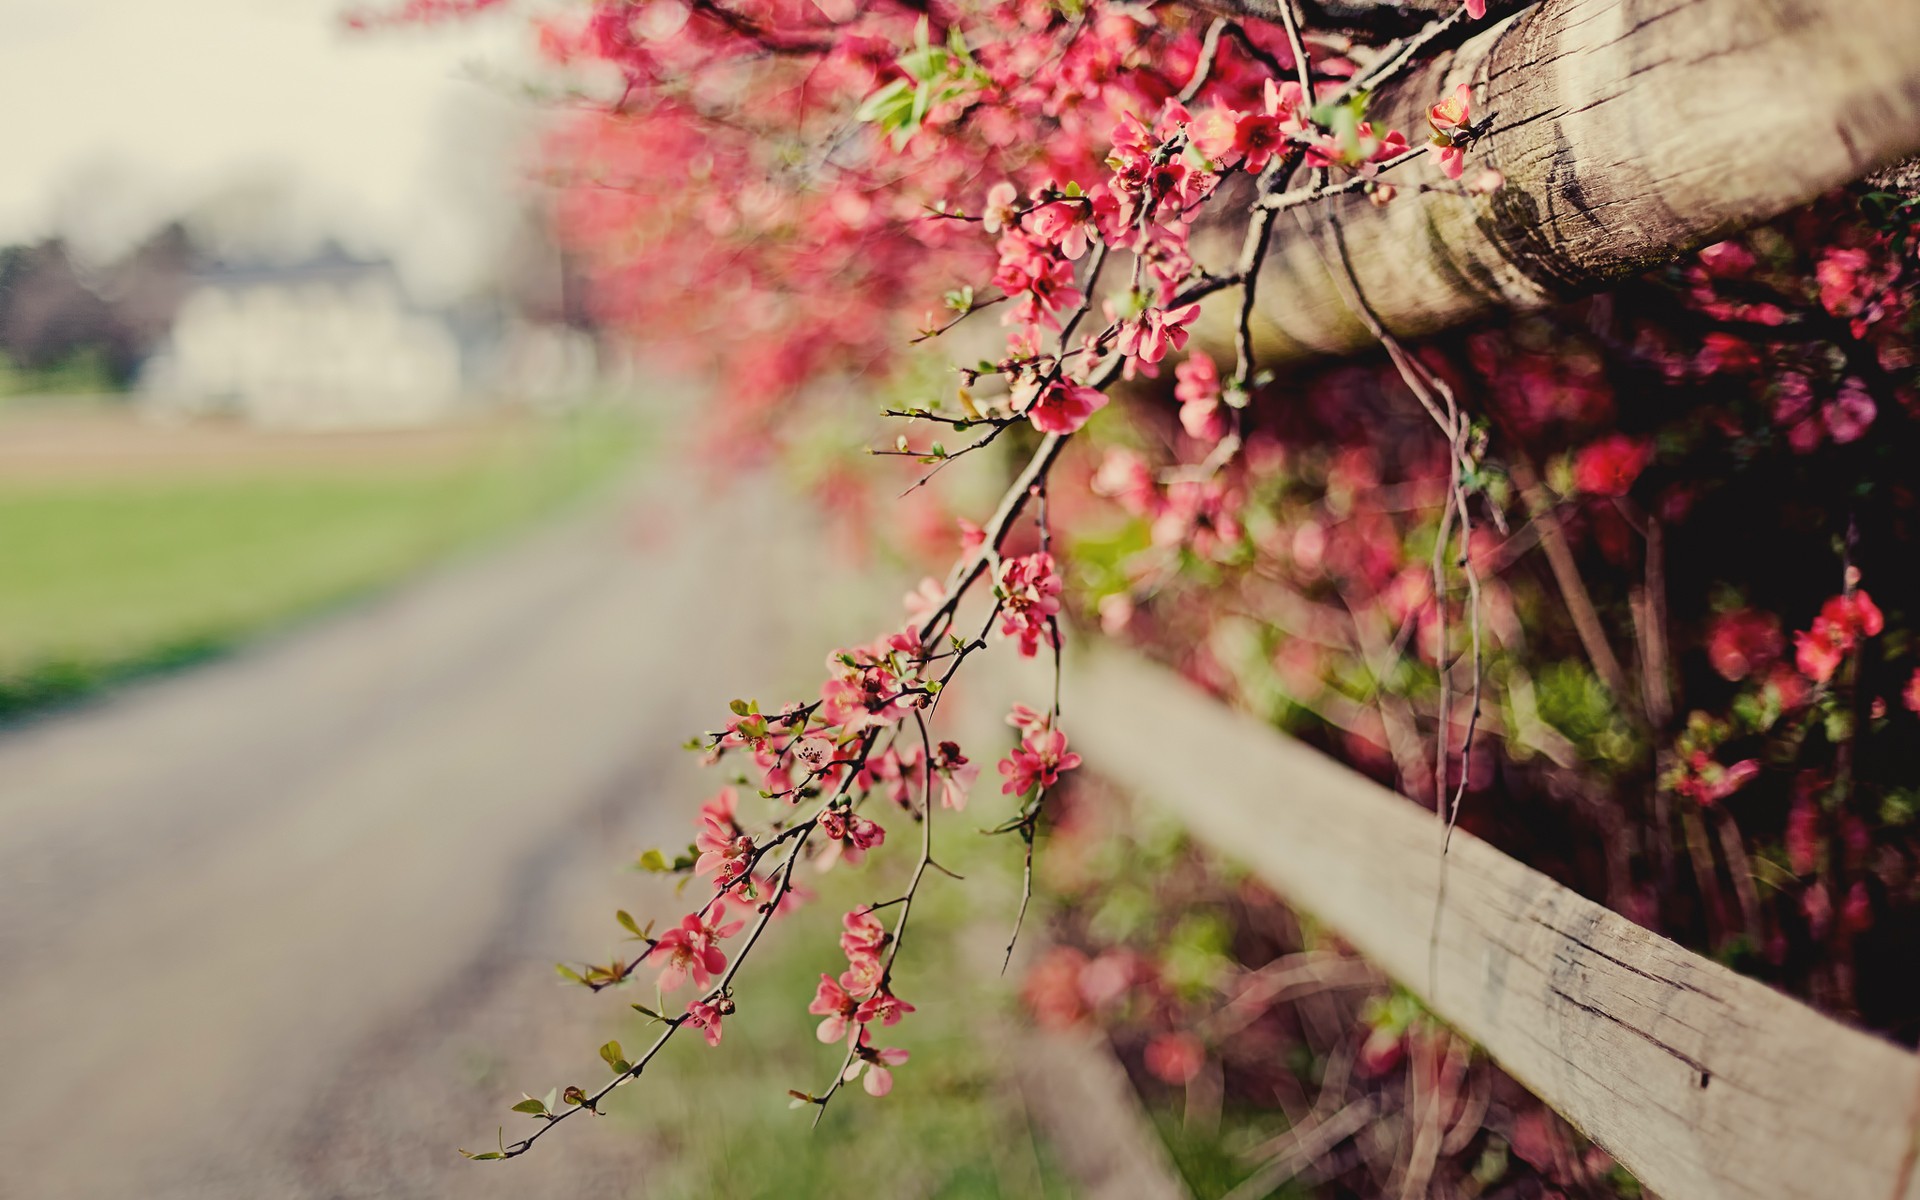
(855, 78, 912, 124)
(615, 909, 647, 938)
(555, 963, 587, 986)
(636, 848, 669, 873)
(600, 1041, 632, 1074)
(511, 1096, 549, 1116)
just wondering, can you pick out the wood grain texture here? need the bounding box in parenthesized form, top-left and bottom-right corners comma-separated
(1029, 646, 1920, 1200)
(1219, 0, 1920, 361)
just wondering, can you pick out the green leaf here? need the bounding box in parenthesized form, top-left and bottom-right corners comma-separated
(729, 698, 751, 716)
(631, 1002, 663, 1020)
(511, 1096, 549, 1116)
(555, 963, 587, 986)
(615, 909, 648, 938)
(460, 1149, 506, 1160)
(600, 1041, 632, 1074)
(855, 78, 912, 124)
(636, 848, 669, 873)
(910, 80, 934, 129)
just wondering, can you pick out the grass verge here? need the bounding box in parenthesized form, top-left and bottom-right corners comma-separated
(0, 406, 642, 718)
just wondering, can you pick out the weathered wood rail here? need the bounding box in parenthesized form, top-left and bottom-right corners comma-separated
(1210, 0, 1920, 362)
(1001, 646, 1920, 1200)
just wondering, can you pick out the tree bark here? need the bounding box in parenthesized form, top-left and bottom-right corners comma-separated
(1222, 0, 1920, 362)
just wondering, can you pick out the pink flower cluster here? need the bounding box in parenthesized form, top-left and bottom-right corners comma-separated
(998, 552, 1063, 658)
(808, 908, 913, 1095)
(648, 903, 746, 996)
(1793, 589, 1883, 685)
(999, 706, 1084, 797)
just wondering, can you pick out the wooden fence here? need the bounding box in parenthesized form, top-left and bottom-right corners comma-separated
(994, 646, 1920, 1200)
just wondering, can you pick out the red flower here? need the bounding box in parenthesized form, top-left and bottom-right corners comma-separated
(998, 727, 1083, 796)
(1705, 609, 1782, 682)
(808, 974, 859, 1044)
(1572, 434, 1652, 496)
(1144, 1032, 1206, 1084)
(685, 998, 726, 1047)
(1026, 381, 1109, 435)
(647, 904, 745, 991)
(998, 552, 1064, 658)
(1426, 84, 1472, 180)
(1794, 589, 1882, 684)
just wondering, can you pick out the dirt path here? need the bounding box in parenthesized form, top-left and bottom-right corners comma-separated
(0, 461, 830, 1199)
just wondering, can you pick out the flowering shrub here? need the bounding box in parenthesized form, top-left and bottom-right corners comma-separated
(1070, 191, 1920, 1031)
(387, 0, 1920, 1178)
(400, 0, 1525, 1163)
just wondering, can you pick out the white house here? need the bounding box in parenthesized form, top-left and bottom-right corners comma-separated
(140, 255, 465, 430)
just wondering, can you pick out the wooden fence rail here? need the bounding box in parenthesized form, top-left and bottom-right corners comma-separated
(1211, 0, 1920, 364)
(1000, 647, 1920, 1200)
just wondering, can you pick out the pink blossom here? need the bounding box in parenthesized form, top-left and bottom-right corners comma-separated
(998, 552, 1063, 657)
(844, 1029, 910, 1096)
(1426, 84, 1472, 180)
(793, 736, 837, 773)
(998, 728, 1083, 796)
(1152, 477, 1244, 559)
(903, 576, 945, 622)
(1175, 352, 1230, 442)
(933, 740, 979, 810)
(1306, 121, 1410, 174)
(685, 998, 725, 1047)
(1822, 378, 1877, 444)
(840, 907, 887, 963)
(808, 974, 859, 1044)
(958, 518, 986, 554)
(1466, 0, 1487, 17)
(1795, 589, 1883, 683)
(694, 788, 755, 884)
(855, 988, 915, 1027)
(648, 904, 745, 991)
(1903, 668, 1920, 715)
(1026, 380, 1109, 435)
(994, 233, 1084, 333)
(1705, 609, 1782, 681)
(1572, 434, 1652, 496)
(1144, 1032, 1206, 1084)
(1116, 303, 1200, 366)
(1028, 196, 1093, 260)
(981, 181, 1019, 234)
(1006, 703, 1051, 736)
(818, 808, 886, 869)
(1092, 447, 1160, 517)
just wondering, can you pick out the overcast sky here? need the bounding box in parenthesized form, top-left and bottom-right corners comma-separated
(0, 0, 544, 301)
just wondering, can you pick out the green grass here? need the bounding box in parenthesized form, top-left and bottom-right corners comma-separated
(0, 408, 642, 717)
(583, 830, 1075, 1199)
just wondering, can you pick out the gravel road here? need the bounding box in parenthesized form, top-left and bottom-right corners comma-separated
(0, 465, 833, 1199)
